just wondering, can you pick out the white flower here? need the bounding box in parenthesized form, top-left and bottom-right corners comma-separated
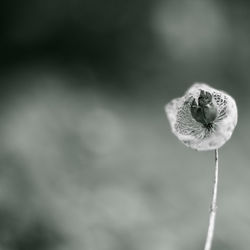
(165, 83, 238, 151)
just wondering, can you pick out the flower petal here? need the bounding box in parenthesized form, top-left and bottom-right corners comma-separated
(165, 83, 238, 151)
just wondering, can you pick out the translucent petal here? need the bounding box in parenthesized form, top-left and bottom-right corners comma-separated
(165, 83, 238, 151)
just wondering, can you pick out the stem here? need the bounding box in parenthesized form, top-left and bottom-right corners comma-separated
(204, 149, 219, 250)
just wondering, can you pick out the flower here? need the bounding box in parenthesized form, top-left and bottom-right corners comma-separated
(165, 83, 238, 151)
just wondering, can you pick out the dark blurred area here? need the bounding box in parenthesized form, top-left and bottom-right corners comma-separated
(1, 0, 249, 99)
(0, 0, 250, 249)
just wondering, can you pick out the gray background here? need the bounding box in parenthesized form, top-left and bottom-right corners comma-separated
(0, 0, 249, 249)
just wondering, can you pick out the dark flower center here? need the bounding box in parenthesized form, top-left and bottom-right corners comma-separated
(190, 90, 217, 128)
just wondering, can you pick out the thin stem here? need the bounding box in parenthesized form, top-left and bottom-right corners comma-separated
(204, 149, 219, 250)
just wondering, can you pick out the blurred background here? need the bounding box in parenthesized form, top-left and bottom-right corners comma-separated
(0, 0, 249, 249)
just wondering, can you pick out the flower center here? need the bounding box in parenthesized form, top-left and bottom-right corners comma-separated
(190, 90, 217, 128)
